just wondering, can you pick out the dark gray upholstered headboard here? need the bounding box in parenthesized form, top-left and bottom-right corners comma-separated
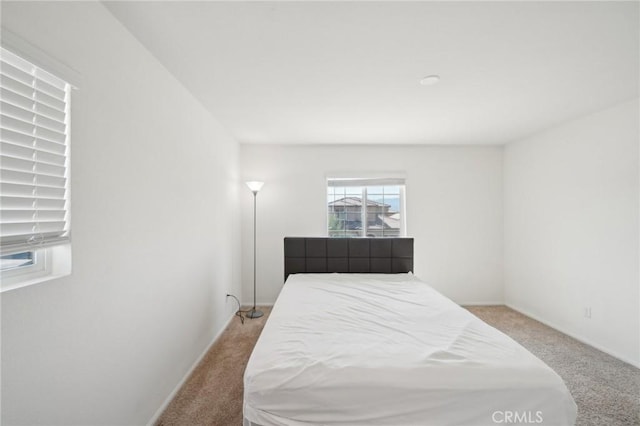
(284, 237, 414, 281)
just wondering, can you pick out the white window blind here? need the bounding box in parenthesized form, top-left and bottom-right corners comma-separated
(1, 47, 71, 255)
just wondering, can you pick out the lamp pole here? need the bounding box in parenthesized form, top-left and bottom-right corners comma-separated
(246, 181, 264, 319)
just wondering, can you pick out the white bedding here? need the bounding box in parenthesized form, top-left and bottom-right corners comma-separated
(243, 273, 577, 426)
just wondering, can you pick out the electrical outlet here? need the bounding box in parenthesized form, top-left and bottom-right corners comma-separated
(584, 307, 592, 319)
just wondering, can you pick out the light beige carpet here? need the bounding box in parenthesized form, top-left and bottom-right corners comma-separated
(467, 306, 640, 426)
(156, 305, 640, 426)
(155, 307, 272, 426)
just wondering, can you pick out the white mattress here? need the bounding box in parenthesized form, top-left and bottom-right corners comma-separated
(243, 273, 577, 426)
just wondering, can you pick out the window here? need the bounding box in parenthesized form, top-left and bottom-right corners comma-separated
(1, 46, 72, 291)
(1, 249, 51, 284)
(327, 177, 406, 238)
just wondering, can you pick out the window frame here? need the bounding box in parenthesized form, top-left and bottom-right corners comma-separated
(0, 32, 77, 292)
(1, 249, 52, 291)
(326, 177, 407, 238)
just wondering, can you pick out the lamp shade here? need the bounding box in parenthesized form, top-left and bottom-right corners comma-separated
(246, 181, 265, 193)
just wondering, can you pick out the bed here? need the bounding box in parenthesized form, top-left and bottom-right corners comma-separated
(243, 238, 577, 426)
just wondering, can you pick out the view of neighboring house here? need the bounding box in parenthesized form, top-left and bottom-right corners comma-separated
(328, 196, 400, 237)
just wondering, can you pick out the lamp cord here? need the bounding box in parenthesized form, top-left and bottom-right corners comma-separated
(227, 294, 251, 325)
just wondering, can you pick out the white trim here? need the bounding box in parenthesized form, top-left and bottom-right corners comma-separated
(145, 312, 237, 426)
(399, 185, 406, 237)
(506, 302, 640, 369)
(327, 178, 406, 238)
(326, 171, 407, 181)
(1, 244, 71, 293)
(327, 177, 406, 187)
(1, 249, 49, 291)
(1, 28, 82, 88)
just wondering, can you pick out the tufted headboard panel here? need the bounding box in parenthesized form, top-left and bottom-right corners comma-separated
(284, 237, 414, 281)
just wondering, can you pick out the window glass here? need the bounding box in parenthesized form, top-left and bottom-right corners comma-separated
(327, 179, 405, 237)
(0, 251, 35, 271)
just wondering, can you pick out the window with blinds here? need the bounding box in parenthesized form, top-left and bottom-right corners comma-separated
(327, 177, 406, 238)
(1, 47, 71, 256)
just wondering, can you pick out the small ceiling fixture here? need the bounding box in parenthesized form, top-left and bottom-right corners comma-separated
(420, 75, 441, 86)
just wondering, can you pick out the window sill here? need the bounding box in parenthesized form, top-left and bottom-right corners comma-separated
(0, 244, 72, 293)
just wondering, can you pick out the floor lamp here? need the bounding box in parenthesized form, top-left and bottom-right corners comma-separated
(246, 181, 264, 319)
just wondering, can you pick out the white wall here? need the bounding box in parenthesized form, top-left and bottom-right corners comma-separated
(504, 98, 640, 367)
(1, 2, 240, 425)
(241, 145, 503, 306)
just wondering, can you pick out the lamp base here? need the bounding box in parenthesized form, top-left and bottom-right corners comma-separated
(247, 308, 264, 319)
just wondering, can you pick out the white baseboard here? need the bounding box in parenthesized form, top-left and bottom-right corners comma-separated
(146, 312, 236, 426)
(505, 303, 640, 369)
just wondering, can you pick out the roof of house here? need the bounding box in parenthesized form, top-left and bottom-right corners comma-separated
(328, 197, 390, 208)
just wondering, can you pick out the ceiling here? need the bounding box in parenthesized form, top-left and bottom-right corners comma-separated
(104, 1, 639, 145)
